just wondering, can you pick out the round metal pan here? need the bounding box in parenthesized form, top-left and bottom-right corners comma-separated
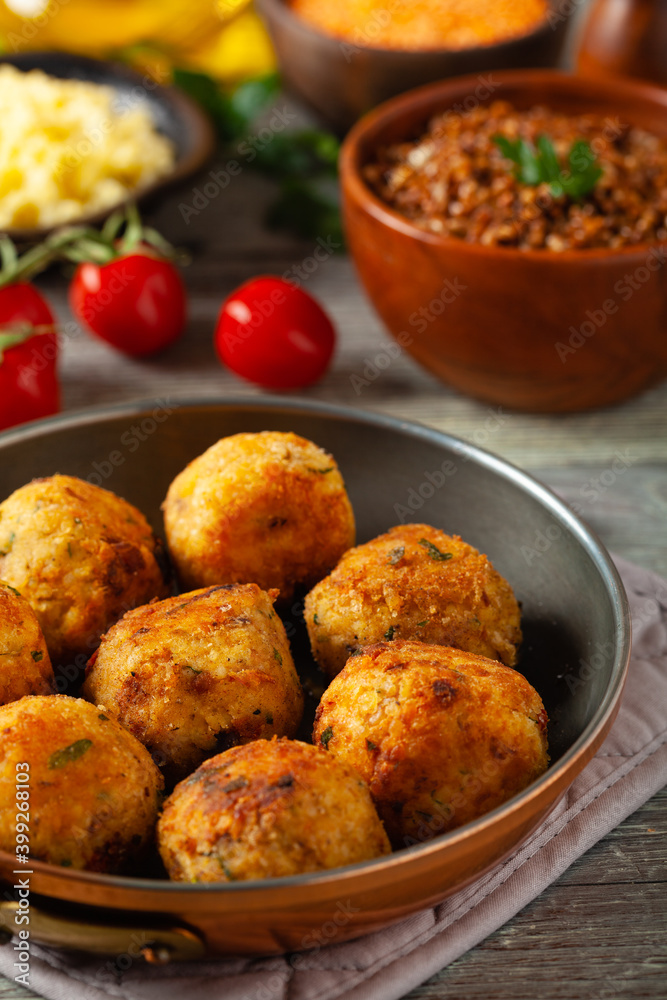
(0, 397, 630, 960)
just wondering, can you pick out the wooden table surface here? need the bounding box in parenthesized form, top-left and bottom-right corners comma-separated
(1, 150, 666, 1000)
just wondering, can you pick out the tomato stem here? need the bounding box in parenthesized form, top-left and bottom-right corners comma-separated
(0, 205, 183, 289)
(0, 226, 89, 288)
(0, 323, 56, 362)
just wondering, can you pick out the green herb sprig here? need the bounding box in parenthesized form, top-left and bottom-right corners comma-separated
(173, 69, 343, 246)
(48, 739, 93, 769)
(493, 134, 603, 200)
(418, 538, 453, 562)
(172, 70, 281, 143)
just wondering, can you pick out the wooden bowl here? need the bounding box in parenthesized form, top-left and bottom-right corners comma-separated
(0, 397, 630, 958)
(577, 0, 667, 88)
(0, 52, 215, 242)
(256, 0, 571, 133)
(340, 70, 667, 412)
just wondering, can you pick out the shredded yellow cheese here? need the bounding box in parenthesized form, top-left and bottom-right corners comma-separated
(0, 65, 175, 229)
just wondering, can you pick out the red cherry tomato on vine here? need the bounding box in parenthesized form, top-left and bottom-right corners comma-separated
(0, 282, 59, 432)
(69, 253, 186, 358)
(215, 276, 336, 389)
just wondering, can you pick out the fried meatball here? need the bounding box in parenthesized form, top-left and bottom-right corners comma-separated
(157, 738, 390, 882)
(305, 523, 522, 679)
(0, 694, 163, 871)
(313, 640, 548, 849)
(82, 583, 304, 784)
(162, 431, 355, 602)
(0, 582, 53, 705)
(0, 475, 170, 670)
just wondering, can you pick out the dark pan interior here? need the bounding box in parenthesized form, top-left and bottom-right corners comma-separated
(0, 397, 627, 769)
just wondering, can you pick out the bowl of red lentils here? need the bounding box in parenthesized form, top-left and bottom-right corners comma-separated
(340, 70, 667, 412)
(257, 0, 571, 133)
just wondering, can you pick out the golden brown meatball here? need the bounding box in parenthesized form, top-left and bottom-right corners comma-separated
(0, 582, 54, 705)
(82, 583, 304, 784)
(0, 695, 163, 871)
(305, 523, 522, 679)
(313, 640, 548, 849)
(0, 475, 170, 672)
(157, 738, 390, 882)
(162, 431, 355, 602)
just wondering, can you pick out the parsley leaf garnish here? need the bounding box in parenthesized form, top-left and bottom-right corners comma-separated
(172, 69, 343, 246)
(320, 726, 334, 747)
(418, 538, 452, 562)
(387, 545, 405, 565)
(48, 739, 93, 769)
(493, 134, 602, 200)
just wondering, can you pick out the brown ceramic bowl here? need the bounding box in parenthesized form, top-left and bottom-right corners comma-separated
(0, 397, 630, 959)
(257, 0, 571, 133)
(340, 70, 667, 412)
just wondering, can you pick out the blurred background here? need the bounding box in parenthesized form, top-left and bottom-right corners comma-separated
(0, 0, 275, 84)
(0, 0, 664, 424)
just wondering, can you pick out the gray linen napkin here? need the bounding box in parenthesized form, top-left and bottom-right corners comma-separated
(1, 554, 666, 1000)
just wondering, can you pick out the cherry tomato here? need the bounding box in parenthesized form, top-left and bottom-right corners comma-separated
(69, 253, 186, 357)
(0, 282, 59, 432)
(215, 276, 335, 388)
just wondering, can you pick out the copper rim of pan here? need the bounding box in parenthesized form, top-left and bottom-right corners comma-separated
(0, 395, 632, 908)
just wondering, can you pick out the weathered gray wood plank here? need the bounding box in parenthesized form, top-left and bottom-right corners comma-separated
(406, 787, 667, 1000)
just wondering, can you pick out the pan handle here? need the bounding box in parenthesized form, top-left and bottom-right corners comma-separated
(0, 899, 206, 962)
